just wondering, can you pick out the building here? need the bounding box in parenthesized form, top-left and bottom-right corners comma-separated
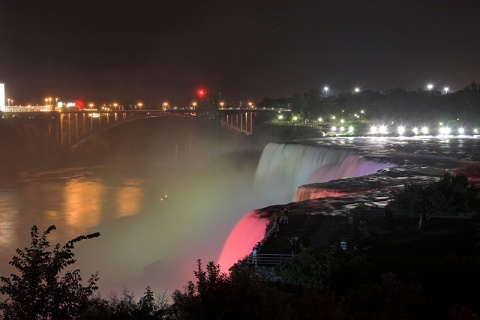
(0, 83, 5, 112)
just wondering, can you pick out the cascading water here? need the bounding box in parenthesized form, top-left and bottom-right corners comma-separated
(218, 142, 393, 270)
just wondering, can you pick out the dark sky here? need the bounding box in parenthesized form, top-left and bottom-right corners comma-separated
(1, 0, 479, 107)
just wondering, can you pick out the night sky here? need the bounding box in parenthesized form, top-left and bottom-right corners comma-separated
(1, 0, 479, 107)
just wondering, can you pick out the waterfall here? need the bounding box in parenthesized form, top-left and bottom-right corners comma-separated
(218, 141, 392, 271)
(254, 142, 391, 201)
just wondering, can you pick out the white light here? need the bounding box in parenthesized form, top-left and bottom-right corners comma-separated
(474, 129, 478, 134)
(340, 119, 345, 123)
(348, 126, 354, 133)
(458, 127, 465, 135)
(354, 87, 360, 93)
(422, 126, 429, 135)
(278, 115, 283, 120)
(427, 83, 434, 90)
(444, 87, 449, 94)
(293, 116, 298, 121)
(331, 126, 337, 132)
(379, 125, 388, 135)
(439, 127, 451, 135)
(318, 117, 323, 122)
(412, 127, 419, 135)
(397, 126, 405, 135)
(340, 126, 345, 132)
(369, 125, 377, 134)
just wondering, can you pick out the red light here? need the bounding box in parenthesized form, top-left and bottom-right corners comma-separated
(75, 100, 84, 108)
(197, 88, 206, 98)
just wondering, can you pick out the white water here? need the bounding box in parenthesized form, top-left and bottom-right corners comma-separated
(218, 142, 393, 270)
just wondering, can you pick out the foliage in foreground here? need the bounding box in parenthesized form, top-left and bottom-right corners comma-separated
(386, 173, 480, 226)
(2, 222, 480, 319)
(0, 225, 100, 320)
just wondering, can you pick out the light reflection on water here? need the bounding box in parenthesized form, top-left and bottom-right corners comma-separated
(0, 160, 261, 297)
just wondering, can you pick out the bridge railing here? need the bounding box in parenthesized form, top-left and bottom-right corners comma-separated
(247, 253, 296, 266)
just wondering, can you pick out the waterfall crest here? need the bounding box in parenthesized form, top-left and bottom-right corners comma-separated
(255, 142, 391, 202)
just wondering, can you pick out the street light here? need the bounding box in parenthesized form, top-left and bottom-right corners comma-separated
(113, 103, 118, 110)
(354, 87, 360, 93)
(219, 101, 225, 108)
(427, 83, 434, 90)
(163, 102, 169, 110)
(444, 87, 449, 94)
(324, 86, 329, 97)
(137, 102, 143, 109)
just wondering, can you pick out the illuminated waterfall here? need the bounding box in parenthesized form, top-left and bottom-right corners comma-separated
(218, 142, 392, 270)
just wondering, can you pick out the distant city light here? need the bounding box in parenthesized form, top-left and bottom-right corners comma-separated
(427, 83, 434, 90)
(439, 126, 451, 135)
(397, 126, 405, 135)
(422, 126, 429, 135)
(412, 127, 419, 135)
(444, 87, 450, 94)
(331, 126, 337, 132)
(354, 87, 360, 93)
(458, 127, 465, 135)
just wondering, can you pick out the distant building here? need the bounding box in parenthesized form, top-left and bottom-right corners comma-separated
(0, 83, 5, 112)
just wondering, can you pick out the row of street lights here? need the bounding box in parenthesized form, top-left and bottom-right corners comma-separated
(426, 83, 450, 94)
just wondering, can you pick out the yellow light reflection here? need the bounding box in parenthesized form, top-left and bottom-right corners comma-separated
(116, 179, 142, 217)
(64, 180, 104, 229)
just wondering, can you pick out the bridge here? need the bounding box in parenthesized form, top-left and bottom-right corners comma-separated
(1, 107, 290, 146)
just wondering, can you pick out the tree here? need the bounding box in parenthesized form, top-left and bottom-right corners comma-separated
(171, 259, 285, 319)
(0, 225, 100, 320)
(386, 173, 480, 228)
(347, 272, 424, 320)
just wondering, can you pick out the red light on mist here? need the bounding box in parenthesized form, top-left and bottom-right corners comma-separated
(197, 89, 206, 98)
(217, 210, 269, 272)
(75, 100, 84, 108)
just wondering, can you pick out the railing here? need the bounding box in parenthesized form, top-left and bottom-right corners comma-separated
(247, 253, 295, 266)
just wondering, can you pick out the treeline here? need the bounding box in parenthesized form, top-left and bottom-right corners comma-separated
(258, 82, 480, 125)
(2, 227, 480, 320)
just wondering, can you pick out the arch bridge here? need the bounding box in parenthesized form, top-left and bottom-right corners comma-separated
(2, 108, 290, 146)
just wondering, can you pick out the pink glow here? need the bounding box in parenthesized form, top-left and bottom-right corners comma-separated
(294, 188, 348, 202)
(217, 210, 270, 272)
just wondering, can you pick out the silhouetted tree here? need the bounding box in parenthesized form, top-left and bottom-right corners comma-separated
(171, 259, 285, 320)
(0, 225, 100, 320)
